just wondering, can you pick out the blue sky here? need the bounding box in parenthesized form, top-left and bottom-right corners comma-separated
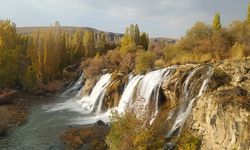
(0, 0, 248, 38)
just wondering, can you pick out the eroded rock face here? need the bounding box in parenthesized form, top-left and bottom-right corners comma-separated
(182, 58, 250, 150)
(161, 64, 196, 108)
(103, 72, 128, 110)
(81, 76, 99, 96)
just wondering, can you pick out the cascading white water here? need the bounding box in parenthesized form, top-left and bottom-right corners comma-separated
(166, 66, 214, 137)
(132, 68, 175, 112)
(62, 72, 84, 96)
(78, 73, 111, 113)
(62, 65, 213, 140)
(117, 75, 144, 113)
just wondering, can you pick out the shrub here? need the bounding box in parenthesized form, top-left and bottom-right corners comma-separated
(154, 59, 166, 69)
(135, 51, 157, 74)
(230, 42, 246, 60)
(106, 108, 165, 150)
(176, 130, 201, 150)
(84, 54, 105, 78)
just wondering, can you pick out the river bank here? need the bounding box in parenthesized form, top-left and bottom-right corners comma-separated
(0, 92, 54, 136)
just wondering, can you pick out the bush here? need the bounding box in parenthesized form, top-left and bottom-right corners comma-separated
(154, 59, 166, 69)
(135, 51, 157, 74)
(230, 42, 246, 60)
(176, 130, 201, 150)
(106, 108, 164, 150)
(84, 54, 105, 78)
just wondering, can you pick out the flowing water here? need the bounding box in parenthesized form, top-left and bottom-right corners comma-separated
(0, 65, 214, 149)
(117, 75, 144, 113)
(166, 65, 214, 137)
(77, 73, 111, 113)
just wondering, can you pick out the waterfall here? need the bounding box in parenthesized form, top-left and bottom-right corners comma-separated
(117, 75, 144, 113)
(166, 65, 214, 138)
(64, 65, 213, 140)
(132, 67, 175, 112)
(62, 72, 84, 96)
(78, 73, 111, 113)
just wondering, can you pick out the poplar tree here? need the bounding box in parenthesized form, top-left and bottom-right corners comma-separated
(96, 32, 107, 54)
(139, 32, 149, 50)
(247, 2, 250, 23)
(212, 12, 222, 31)
(83, 31, 95, 57)
(134, 24, 140, 45)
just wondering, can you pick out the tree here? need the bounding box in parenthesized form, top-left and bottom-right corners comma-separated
(178, 22, 212, 50)
(139, 32, 149, 50)
(96, 32, 108, 54)
(134, 24, 140, 45)
(0, 20, 22, 88)
(83, 31, 95, 57)
(213, 12, 222, 31)
(247, 2, 250, 23)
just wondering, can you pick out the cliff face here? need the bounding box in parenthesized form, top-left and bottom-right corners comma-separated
(180, 59, 250, 150)
(78, 58, 249, 149)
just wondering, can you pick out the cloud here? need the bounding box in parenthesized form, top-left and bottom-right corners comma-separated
(0, 0, 248, 37)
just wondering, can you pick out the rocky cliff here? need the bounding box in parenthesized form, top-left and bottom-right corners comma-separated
(174, 58, 250, 150)
(71, 58, 250, 150)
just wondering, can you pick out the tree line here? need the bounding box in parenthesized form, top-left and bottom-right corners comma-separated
(0, 21, 120, 91)
(1, 2, 250, 92)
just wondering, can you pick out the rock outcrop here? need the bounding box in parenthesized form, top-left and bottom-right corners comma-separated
(61, 122, 109, 150)
(180, 58, 250, 150)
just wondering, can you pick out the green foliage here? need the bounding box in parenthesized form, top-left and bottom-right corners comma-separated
(213, 12, 222, 31)
(135, 51, 157, 74)
(139, 32, 149, 50)
(22, 66, 37, 91)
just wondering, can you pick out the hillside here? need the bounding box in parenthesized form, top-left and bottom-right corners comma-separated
(17, 26, 176, 44)
(17, 26, 123, 43)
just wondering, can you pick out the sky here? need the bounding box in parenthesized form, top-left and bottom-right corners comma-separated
(0, 0, 248, 38)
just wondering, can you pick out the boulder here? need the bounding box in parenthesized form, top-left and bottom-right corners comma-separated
(61, 124, 110, 150)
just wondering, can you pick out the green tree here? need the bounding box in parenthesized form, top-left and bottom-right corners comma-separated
(247, 2, 250, 23)
(134, 24, 140, 45)
(213, 12, 222, 31)
(139, 32, 149, 50)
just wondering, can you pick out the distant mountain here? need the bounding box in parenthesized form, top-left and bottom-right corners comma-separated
(150, 37, 177, 45)
(16, 26, 177, 45)
(16, 26, 123, 43)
